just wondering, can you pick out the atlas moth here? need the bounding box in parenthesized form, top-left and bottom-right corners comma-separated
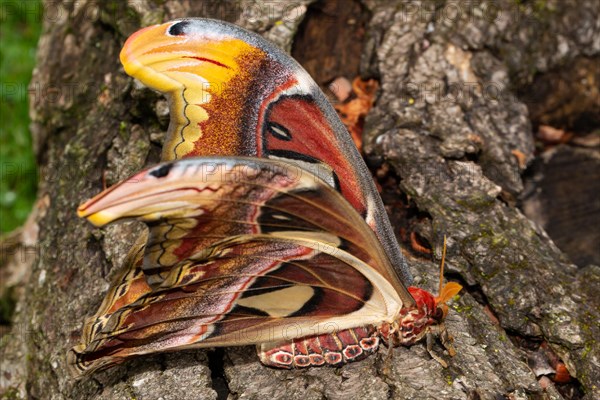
(68, 18, 462, 376)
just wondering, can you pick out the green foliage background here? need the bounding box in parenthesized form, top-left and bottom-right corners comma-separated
(0, 0, 42, 233)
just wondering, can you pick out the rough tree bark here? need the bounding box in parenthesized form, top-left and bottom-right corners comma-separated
(1, 1, 598, 399)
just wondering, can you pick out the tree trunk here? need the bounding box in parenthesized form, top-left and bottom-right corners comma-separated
(1, 1, 598, 399)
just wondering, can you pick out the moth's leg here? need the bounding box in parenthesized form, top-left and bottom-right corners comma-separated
(257, 326, 380, 368)
(437, 323, 456, 357)
(426, 327, 449, 368)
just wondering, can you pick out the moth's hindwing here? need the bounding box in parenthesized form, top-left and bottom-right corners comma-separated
(69, 234, 400, 376)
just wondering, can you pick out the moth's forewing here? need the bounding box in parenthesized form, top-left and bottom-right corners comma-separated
(119, 18, 412, 285)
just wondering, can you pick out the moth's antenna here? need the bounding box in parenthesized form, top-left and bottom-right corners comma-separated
(435, 235, 462, 306)
(438, 235, 447, 296)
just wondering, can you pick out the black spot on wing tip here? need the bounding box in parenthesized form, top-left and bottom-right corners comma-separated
(168, 20, 191, 36)
(149, 163, 173, 178)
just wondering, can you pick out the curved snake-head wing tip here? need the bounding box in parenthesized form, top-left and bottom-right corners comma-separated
(66, 346, 115, 379)
(66, 346, 91, 379)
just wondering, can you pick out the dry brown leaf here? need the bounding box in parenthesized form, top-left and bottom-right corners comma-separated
(511, 149, 527, 169)
(537, 125, 566, 143)
(334, 77, 379, 150)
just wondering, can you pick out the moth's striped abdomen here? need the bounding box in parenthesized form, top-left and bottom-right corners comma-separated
(258, 326, 379, 368)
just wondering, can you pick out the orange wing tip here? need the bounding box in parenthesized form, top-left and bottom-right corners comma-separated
(76, 205, 88, 218)
(82, 211, 116, 227)
(435, 282, 463, 304)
